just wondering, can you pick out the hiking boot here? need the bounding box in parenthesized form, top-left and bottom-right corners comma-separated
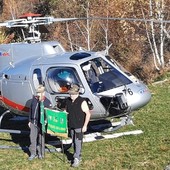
(28, 154, 38, 161)
(71, 158, 81, 167)
(38, 154, 43, 159)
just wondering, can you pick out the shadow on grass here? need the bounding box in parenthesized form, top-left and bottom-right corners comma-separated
(0, 107, 116, 163)
(0, 110, 71, 161)
(0, 110, 30, 155)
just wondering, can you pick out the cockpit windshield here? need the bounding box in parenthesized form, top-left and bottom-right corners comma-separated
(46, 67, 81, 93)
(106, 55, 132, 76)
(81, 57, 132, 93)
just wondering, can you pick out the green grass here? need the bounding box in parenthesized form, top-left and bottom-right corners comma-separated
(0, 81, 170, 170)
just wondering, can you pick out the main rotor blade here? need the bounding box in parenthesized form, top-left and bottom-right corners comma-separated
(0, 23, 8, 27)
(0, 17, 80, 28)
(52, 18, 79, 22)
(79, 17, 170, 24)
(52, 16, 170, 24)
(0, 16, 169, 28)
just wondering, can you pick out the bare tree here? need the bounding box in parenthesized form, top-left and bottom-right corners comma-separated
(66, 22, 74, 51)
(141, 0, 168, 70)
(74, 1, 92, 51)
(98, 5, 112, 55)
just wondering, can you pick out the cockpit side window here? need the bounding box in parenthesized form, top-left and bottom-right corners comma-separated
(81, 58, 132, 93)
(32, 68, 42, 90)
(46, 67, 81, 94)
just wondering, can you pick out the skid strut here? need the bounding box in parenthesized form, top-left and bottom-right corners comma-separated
(0, 110, 29, 134)
(0, 110, 10, 128)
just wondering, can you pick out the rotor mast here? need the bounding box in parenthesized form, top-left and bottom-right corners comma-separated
(19, 13, 43, 43)
(0, 12, 78, 43)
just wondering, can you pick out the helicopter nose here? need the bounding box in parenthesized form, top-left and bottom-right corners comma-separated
(128, 87, 151, 110)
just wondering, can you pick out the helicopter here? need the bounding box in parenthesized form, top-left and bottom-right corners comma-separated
(0, 13, 151, 127)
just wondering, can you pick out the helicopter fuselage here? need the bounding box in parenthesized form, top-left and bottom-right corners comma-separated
(0, 41, 151, 120)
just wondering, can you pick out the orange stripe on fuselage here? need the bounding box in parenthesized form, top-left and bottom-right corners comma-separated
(0, 96, 29, 112)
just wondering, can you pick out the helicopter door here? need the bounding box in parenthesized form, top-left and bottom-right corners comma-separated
(32, 68, 43, 90)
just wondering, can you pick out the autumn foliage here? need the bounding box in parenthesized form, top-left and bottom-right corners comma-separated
(0, 0, 170, 83)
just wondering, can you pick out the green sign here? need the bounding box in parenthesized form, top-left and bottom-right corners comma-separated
(40, 101, 46, 133)
(45, 108, 68, 138)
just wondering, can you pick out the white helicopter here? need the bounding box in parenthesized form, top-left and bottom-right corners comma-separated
(0, 13, 151, 127)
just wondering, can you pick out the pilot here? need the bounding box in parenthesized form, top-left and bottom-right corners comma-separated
(28, 84, 51, 161)
(57, 70, 73, 92)
(65, 84, 91, 167)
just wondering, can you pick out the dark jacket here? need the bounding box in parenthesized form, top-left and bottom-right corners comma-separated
(66, 96, 86, 129)
(29, 95, 51, 126)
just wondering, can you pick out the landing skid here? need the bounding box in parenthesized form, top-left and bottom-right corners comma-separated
(48, 115, 142, 145)
(104, 115, 134, 132)
(47, 129, 143, 146)
(0, 113, 142, 152)
(0, 110, 10, 128)
(0, 109, 29, 134)
(89, 115, 134, 133)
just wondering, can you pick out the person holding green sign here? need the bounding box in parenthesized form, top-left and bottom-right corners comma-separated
(28, 85, 51, 161)
(66, 84, 91, 167)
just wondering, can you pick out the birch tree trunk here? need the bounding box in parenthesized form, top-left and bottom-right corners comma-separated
(150, 0, 162, 68)
(66, 22, 74, 52)
(158, 0, 165, 68)
(144, 0, 166, 70)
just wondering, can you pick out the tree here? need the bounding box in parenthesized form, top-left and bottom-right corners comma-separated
(1, 0, 170, 82)
(1, 0, 39, 19)
(141, 0, 170, 70)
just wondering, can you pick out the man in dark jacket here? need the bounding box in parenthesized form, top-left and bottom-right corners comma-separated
(66, 84, 91, 167)
(28, 85, 51, 161)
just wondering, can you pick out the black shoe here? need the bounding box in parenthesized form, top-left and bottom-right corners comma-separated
(28, 154, 38, 161)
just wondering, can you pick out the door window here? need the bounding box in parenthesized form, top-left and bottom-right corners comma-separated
(46, 67, 81, 93)
(32, 68, 42, 89)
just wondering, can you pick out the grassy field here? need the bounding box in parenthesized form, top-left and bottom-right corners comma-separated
(0, 80, 170, 170)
